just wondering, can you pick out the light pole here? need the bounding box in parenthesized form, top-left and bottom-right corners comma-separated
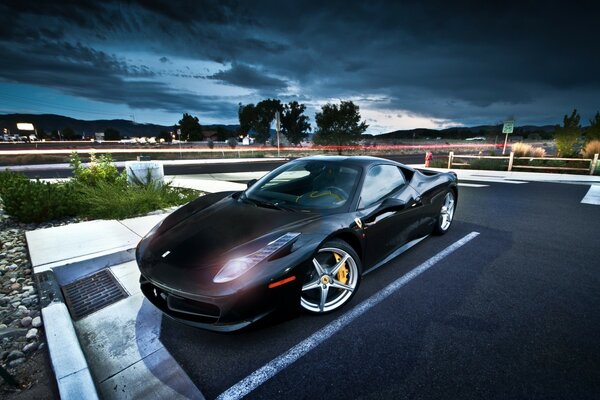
(275, 111, 281, 157)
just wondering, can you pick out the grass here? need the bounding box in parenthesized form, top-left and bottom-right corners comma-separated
(74, 181, 199, 220)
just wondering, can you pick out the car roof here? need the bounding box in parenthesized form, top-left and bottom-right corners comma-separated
(294, 155, 412, 169)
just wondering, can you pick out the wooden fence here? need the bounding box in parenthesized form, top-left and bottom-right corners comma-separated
(447, 152, 599, 175)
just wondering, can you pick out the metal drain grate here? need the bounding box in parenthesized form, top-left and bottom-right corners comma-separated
(62, 269, 128, 320)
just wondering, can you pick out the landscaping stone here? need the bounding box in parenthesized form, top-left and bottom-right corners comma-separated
(25, 328, 38, 340)
(7, 350, 24, 361)
(32, 316, 42, 328)
(21, 316, 32, 327)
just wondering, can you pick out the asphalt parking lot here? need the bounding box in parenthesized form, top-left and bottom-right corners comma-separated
(150, 179, 600, 399)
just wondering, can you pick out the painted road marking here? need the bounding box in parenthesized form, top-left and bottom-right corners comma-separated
(217, 231, 481, 400)
(581, 185, 600, 205)
(458, 183, 489, 188)
(460, 177, 526, 184)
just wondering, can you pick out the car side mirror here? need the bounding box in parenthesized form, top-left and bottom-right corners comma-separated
(246, 179, 257, 188)
(362, 197, 406, 224)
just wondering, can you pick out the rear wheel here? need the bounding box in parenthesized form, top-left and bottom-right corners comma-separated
(300, 240, 361, 314)
(433, 190, 456, 235)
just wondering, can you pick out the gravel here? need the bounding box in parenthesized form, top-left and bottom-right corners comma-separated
(0, 197, 80, 396)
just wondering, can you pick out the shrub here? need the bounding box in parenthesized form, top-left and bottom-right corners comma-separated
(531, 147, 546, 157)
(582, 140, 600, 159)
(469, 158, 507, 171)
(511, 142, 546, 157)
(511, 142, 533, 157)
(0, 170, 29, 197)
(227, 137, 238, 149)
(70, 152, 126, 187)
(207, 139, 214, 149)
(0, 173, 77, 223)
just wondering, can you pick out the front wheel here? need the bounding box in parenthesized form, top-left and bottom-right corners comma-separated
(433, 190, 456, 235)
(300, 240, 361, 314)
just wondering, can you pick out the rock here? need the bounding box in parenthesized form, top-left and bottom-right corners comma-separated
(23, 342, 38, 353)
(0, 323, 7, 329)
(10, 277, 16, 283)
(7, 263, 17, 271)
(0, 327, 27, 340)
(8, 358, 26, 368)
(10, 282, 21, 291)
(38, 342, 45, 350)
(7, 350, 24, 361)
(32, 316, 42, 328)
(21, 316, 32, 327)
(25, 328, 38, 340)
(0, 350, 7, 360)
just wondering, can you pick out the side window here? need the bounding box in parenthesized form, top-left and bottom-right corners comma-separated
(358, 165, 406, 209)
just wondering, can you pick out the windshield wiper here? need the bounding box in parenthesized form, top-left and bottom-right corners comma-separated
(242, 196, 294, 211)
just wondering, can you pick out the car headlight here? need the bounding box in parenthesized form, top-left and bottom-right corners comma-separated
(213, 233, 300, 283)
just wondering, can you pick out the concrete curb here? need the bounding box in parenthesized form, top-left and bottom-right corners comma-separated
(34, 246, 136, 283)
(36, 270, 99, 400)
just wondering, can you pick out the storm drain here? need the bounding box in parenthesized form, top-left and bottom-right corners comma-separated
(62, 269, 128, 320)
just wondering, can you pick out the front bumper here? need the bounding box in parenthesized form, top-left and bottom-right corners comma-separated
(139, 271, 300, 332)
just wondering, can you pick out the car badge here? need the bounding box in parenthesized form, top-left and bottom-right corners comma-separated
(354, 217, 363, 229)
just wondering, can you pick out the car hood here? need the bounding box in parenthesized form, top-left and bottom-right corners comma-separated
(139, 195, 320, 272)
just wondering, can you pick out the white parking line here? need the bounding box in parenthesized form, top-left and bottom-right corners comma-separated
(217, 231, 481, 400)
(581, 185, 600, 205)
(458, 183, 489, 188)
(461, 177, 526, 184)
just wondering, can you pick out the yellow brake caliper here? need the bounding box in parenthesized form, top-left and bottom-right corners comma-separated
(334, 253, 349, 284)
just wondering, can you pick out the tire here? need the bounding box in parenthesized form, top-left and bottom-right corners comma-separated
(433, 190, 456, 235)
(300, 239, 361, 314)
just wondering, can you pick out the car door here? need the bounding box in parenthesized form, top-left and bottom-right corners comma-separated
(357, 164, 424, 270)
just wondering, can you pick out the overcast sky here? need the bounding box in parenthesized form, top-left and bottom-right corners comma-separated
(1, 0, 599, 134)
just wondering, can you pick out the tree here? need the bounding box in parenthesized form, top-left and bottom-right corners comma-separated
(313, 101, 368, 154)
(62, 127, 77, 140)
(238, 99, 283, 145)
(215, 126, 230, 141)
(238, 103, 257, 135)
(157, 130, 173, 143)
(281, 101, 311, 145)
(585, 111, 600, 142)
(554, 109, 581, 156)
(104, 127, 120, 141)
(178, 113, 203, 141)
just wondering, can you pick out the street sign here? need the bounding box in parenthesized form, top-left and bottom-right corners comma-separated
(502, 120, 514, 134)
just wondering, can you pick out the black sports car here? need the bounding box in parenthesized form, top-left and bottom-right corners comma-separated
(136, 156, 457, 331)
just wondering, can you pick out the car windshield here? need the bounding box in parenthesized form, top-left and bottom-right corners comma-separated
(243, 160, 361, 211)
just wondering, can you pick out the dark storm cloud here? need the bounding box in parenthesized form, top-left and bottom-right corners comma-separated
(1, 0, 599, 126)
(209, 64, 287, 90)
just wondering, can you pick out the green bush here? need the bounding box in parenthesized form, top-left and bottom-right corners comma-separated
(0, 172, 78, 223)
(468, 158, 507, 170)
(70, 152, 126, 187)
(0, 170, 29, 197)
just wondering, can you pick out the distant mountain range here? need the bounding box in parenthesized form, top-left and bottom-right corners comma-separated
(0, 113, 239, 137)
(375, 124, 556, 140)
(0, 113, 557, 139)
